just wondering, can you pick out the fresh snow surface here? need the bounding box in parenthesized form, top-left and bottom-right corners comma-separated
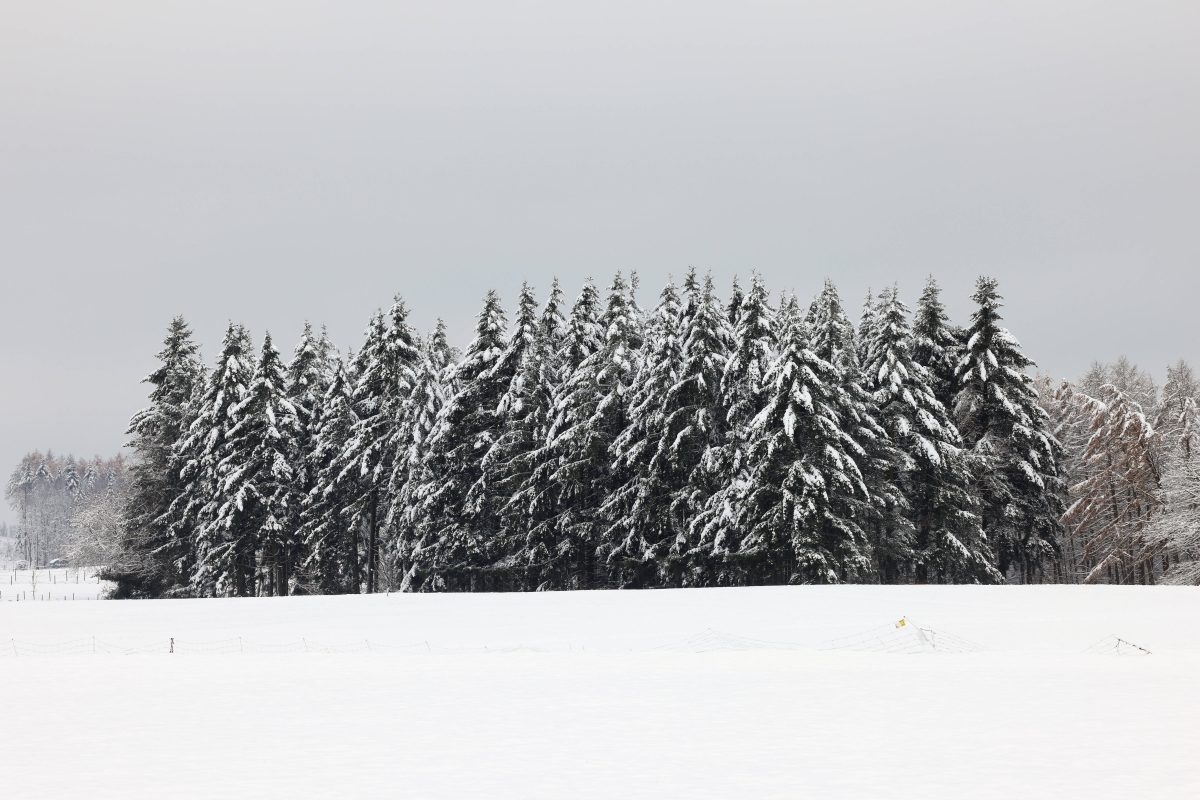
(3, 586, 1198, 799)
(0, 566, 109, 602)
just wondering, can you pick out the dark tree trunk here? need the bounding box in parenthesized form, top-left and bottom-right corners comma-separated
(367, 493, 378, 594)
(279, 553, 290, 597)
(349, 521, 362, 593)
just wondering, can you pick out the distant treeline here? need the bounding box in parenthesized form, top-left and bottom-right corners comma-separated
(91, 271, 1196, 598)
(4, 452, 128, 567)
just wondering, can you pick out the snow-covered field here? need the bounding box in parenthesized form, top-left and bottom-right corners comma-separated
(0, 566, 109, 602)
(3, 586, 1198, 798)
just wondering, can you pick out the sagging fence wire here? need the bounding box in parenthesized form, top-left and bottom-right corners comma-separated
(647, 628, 810, 654)
(816, 616, 987, 654)
(1082, 635, 1152, 656)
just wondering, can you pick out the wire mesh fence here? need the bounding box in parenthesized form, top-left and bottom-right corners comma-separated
(0, 618, 1151, 659)
(0, 618, 988, 659)
(0, 636, 433, 658)
(1, 567, 108, 602)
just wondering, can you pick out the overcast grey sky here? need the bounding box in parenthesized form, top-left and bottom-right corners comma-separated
(2, 1, 1197, 520)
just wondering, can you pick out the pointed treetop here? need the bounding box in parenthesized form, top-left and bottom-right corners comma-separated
(539, 279, 566, 341)
(858, 288, 880, 367)
(459, 290, 507, 371)
(807, 279, 857, 371)
(566, 278, 602, 368)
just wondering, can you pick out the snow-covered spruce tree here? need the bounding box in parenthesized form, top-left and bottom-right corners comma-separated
(327, 311, 384, 590)
(774, 292, 802, 344)
(954, 277, 1065, 581)
(491, 283, 541, 422)
(857, 289, 879, 369)
(864, 288, 999, 584)
(212, 333, 302, 596)
(688, 273, 775, 585)
(393, 320, 458, 590)
(911, 276, 962, 413)
(547, 274, 637, 589)
(373, 299, 423, 591)
(662, 275, 733, 584)
(160, 377, 208, 586)
(416, 291, 510, 591)
(603, 279, 685, 587)
(339, 300, 420, 592)
(1062, 384, 1162, 583)
(509, 283, 570, 589)
(287, 324, 334, 466)
(188, 323, 257, 597)
(300, 356, 360, 593)
(720, 274, 775, 476)
(469, 282, 542, 587)
(63, 461, 81, 507)
(283, 323, 334, 592)
(807, 279, 899, 582)
(735, 307, 873, 584)
(625, 271, 646, 354)
(726, 275, 745, 327)
(118, 316, 205, 597)
(806, 279, 859, 369)
(478, 282, 559, 588)
(506, 280, 592, 590)
(563, 278, 603, 369)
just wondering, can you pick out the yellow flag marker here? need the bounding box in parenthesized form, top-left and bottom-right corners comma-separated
(895, 618, 907, 628)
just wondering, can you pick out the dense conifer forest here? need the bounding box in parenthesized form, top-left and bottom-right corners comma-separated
(10, 273, 1196, 595)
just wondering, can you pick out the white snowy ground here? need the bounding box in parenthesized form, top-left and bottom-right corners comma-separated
(0, 566, 109, 602)
(3, 586, 1198, 799)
